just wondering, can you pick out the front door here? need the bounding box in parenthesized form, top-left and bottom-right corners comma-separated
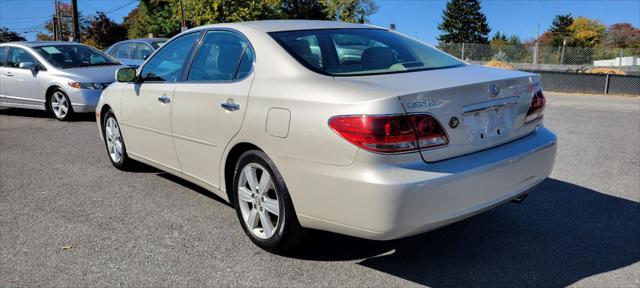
(119, 32, 200, 171)
(2, 47, 43, 108)
(172, 30, 255, 188)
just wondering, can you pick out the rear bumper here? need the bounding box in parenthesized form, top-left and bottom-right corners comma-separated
(274, 127, 557, 240)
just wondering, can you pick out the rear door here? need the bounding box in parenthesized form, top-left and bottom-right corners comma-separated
(171, 30, 254, 188)
(120, 32, 200, 171)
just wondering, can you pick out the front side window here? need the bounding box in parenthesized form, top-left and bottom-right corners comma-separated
(134, 43, 154, 60)
(270, 29, 465, 76)
(115, 43, 134, 59)
(33, 45, 119, 69)
(140, 33, 199, 82)
(187, 30, 252, 81)
(6, 47, 36, 68)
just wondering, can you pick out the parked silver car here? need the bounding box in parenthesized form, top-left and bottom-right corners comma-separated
(105, 38, 167, 68)
(0, 41, 124, 120)
(97, 20, 557, 252)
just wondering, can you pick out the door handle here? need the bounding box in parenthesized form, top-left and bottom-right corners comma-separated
(3, 72, 13, 77)
(221, 99, 240, 111)
(158, 95, 171, 104)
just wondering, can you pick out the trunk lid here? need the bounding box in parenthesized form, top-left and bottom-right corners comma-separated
(334, 65, 541, 162)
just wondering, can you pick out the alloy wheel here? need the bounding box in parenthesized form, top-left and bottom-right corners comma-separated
(51, 91, 69, 119)
(104, 117, 123, 163)
(237, 163, 280, 239)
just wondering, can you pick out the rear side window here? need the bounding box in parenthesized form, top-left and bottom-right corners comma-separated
(6, 47, 36, 68)
(187, 30, 252, 81)
(270, 29, 465, 76)
(140, 33, 199, 82)
(114, 43, 134, 59)
(235, 46, 254, 79)
(134, 43, 154, 60)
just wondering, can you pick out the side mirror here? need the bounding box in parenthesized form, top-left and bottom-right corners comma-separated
(116, 67, 136, 82)
(19, 62, 37, 72)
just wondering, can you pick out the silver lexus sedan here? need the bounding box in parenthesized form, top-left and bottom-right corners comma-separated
(96, 20, 557, 253)
(0, 41, 124, 120)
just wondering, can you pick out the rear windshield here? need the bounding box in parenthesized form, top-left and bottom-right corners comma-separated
(270, 29, 465, 76)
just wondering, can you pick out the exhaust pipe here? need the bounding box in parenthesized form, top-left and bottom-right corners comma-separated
(511, 193, 528, 204)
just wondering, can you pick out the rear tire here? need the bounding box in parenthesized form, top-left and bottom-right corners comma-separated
(232, 150, 306, 253)
(47, 89, 74, 121)
(102, 110, 133, 170)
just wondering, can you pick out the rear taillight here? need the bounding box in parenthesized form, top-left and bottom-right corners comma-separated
(328, 114, 448, 153)
(524, 90, 545, 124)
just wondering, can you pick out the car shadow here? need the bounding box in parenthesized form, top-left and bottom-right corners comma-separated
(156, 172, 233, 208)
(289, 178, 640, 287)
(0, 108, 96, 122)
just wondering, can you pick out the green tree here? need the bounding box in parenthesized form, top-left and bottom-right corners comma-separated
(325, 0, 378, 23)
(84, 12, 127, 50)
(0, 27, 26, 43)
(437, 0, 491, 44)
(491, 31, 507, 45)
(123, 7, 146, 39)
(281, 0, 330, 20)
(135, 0, 181, 38)
(547, 13, 573, 47)
(184, 0, 282, 26)
(125, 0, 379, 39)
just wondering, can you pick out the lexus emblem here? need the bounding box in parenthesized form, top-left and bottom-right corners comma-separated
(488, 84, 500, 97)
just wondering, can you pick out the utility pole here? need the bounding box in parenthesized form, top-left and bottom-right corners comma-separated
(53, 0, 59, 41)
(179, 0, 187, 32)
(71, 0, 80, 42)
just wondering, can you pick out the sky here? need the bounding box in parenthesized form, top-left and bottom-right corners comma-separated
(1, 0, 639, 44)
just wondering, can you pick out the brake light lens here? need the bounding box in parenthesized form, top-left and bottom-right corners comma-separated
(329, 114, 448, 153)
(524, 90, 545, 124)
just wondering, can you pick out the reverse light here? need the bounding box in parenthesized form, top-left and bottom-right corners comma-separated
(524, 90, 545, 124)
(329, 114, 448, 153)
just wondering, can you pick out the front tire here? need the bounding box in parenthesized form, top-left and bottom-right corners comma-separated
(233, 150, 306, 253)
(48, 89, 74, 121)
(102, 110, 133, 170)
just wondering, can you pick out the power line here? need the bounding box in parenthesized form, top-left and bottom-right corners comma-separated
(6, 0, 139, 34)
(104, 0, 137, 15)
(0, 16, 50, 20)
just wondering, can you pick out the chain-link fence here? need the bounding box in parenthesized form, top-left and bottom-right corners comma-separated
(437, 43, 640, 95)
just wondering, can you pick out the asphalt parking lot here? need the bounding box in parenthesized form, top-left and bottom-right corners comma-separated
(1, 93, 638, 287)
